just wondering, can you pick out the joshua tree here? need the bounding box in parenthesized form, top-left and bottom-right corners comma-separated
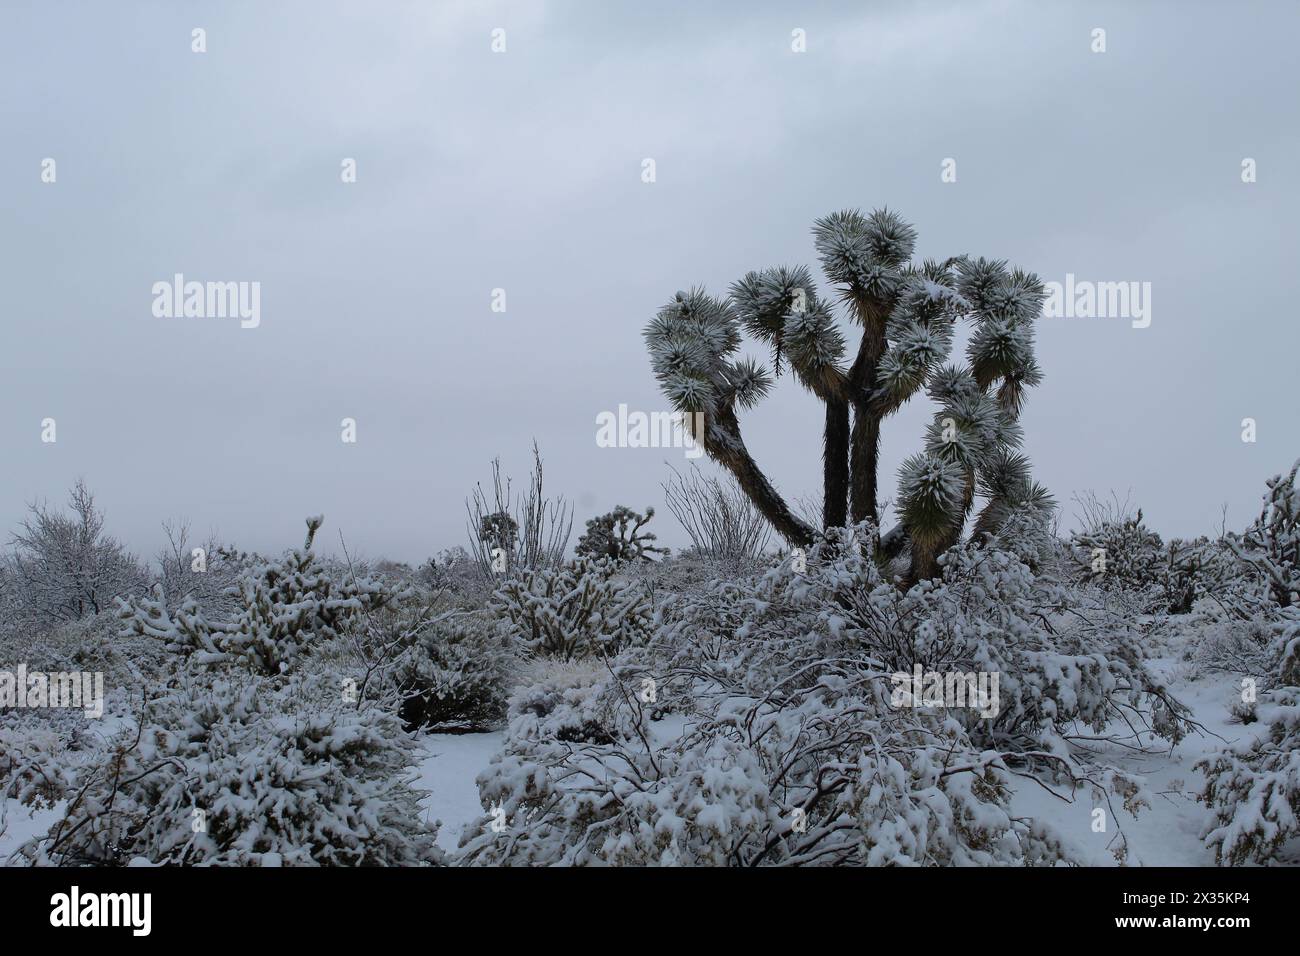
(644, 207, 1053, 581)
(575, 505, 667, 564)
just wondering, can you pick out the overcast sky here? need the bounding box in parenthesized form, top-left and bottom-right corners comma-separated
(1, 0, 1296, 564)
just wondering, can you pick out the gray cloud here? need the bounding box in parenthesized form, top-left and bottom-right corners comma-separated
(1, 0, 1296, 562)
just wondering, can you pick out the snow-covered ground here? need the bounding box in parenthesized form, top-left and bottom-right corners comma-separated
(1008, 659, 1261, 866)
(0, 659, 1265, 866)
(414, 730, 504, 853)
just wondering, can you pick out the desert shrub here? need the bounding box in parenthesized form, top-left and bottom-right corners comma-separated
(421, 546, 491, 603)
(395, 610, 516, 731)
(466, 443, 573, 582)
(19, 516, 446, 866)
(1197, 615, 1300, 864)
(490, 556, 653, 660)
(628, 549, 766, 603)
(1069, 506, 1164, 595)
(18, 671, 442, 866)
(6, 480, 148, 630)
(119, 516, 394, 676)
(1228, 459, 1300, 610)
(0, 718, 75, 848)
(662, 463, 773, 562)
(1196, 462, 1300, 864)
(457, 526, 1182, 866)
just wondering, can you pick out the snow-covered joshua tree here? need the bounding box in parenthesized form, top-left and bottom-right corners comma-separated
(644, 208, 1053, 580)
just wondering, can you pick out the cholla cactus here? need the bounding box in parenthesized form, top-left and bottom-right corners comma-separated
(645, 208, 1052, 580)
(118, 515, 395, 676)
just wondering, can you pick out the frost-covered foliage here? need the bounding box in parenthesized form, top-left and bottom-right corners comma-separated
(1198, 616, 1300, 864)
(1070, 508, 1164, 593)
(575, 506, 667, 564)
(10, 515, 445, 867)
(19, 672, 442, 866)
(458, 527, 1183, 865)
(1196, 462, 1300, 864)
(490, 556, 653, 660)
(1, 719, 73, 838)
(1064, 504, 1241, 615)
(421, 546, 490, 600)
(118, 516, 394, 676)
(5, 480, 147, 629)
(395, 609, 516, 731)
(1228, 459, 1300, 610)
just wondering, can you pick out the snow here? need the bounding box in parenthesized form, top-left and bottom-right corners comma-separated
(413, 730, 504, 853)
(0, 654, 1281, 866)
(1007, 656, 1266, 866)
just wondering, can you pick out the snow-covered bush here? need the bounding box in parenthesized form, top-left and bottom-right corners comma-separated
(118, 516, 393, 676)
(1197, 616, 1300, 864)
(1228, 459, 1300, 610)
(628, 548, 766, 603)
(395, 609, 516, 731)
(665, 525, 1190, 758)
(457, 527, 1179, 865)
(6, 480, 148, 630)
(1196, 463, 1300, 864)
(1069, 508, 1164, 596)
(421, 546, 491, 602)
(1, 720, 74, 841)
(18, 516, 446, 866)
(19, 671, 442, 866)
(490, 556, 653, 660)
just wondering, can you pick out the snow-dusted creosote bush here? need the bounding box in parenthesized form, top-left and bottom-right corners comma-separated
(1069, 504, 1163, 593)
(15, 516, 444, 866)
(394, 609, 516, 731)
(574, 506, 667, 564)
(19, 672, 442, 866)
(458, 527, 1186, 865)
(1067, 497, 1244, 616)
(644, 209, 1051, 585)
(1197, 460, 1300, 864)
(490, 556, 653, 661)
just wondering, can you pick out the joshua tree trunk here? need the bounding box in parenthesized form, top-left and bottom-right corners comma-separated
(823, 400, 849, 528)
(848, 299, 887, 524)
(707, 407, 816, 547)
(849, 412, 879, 524)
